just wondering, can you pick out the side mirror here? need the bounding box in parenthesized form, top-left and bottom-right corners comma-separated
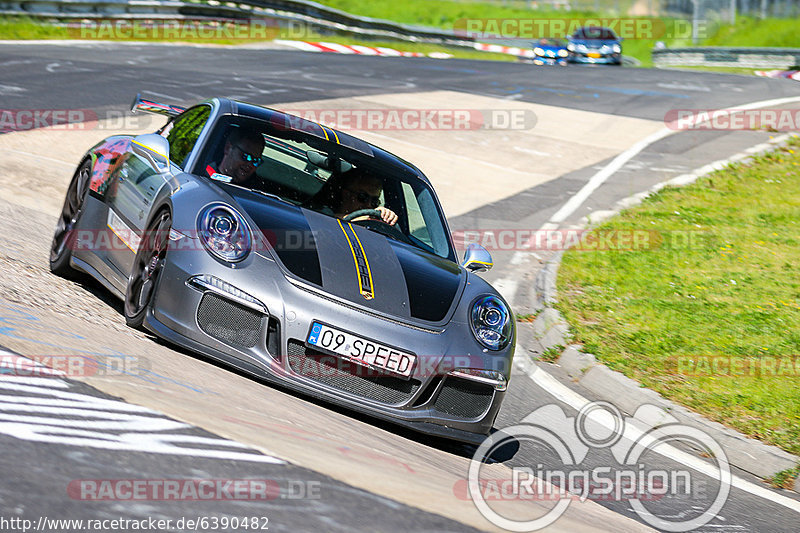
(132, 133, 170, 172)
(462, 243, 493, 273)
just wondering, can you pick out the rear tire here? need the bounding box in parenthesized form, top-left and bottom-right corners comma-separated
(124, 209, 172, 330)
(50, 159, 91, 277)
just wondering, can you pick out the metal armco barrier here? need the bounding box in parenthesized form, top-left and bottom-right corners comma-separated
(0, 0, 476, 46)
(653, 47, 800, 69)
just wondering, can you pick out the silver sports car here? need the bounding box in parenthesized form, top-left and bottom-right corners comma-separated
(50, 95, 515, 442)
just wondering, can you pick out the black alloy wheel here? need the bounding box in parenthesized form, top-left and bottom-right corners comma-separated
(50, 159, 91, 276)
(124, 209, 171, 329)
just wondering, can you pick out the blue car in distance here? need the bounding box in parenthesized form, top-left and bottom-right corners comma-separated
(531, 38, 569, 66)
(567, 26, 622, 65)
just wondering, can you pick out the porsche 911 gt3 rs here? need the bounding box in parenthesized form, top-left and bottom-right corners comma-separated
(50, 95, 515, 442)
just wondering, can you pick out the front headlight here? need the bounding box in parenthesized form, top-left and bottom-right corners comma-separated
(567, 43, 575, 51)
(198, 204, 251, 263)
(558, 49, 568, 58)
(612, 44, 621, 53)
(470, 295, 512, 350)
(534, 47, 545, 56)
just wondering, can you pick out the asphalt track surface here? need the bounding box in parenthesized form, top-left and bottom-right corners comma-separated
(2, 42, 800, 532)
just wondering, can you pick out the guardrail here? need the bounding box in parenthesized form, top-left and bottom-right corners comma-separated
(0, 0, 477, 46)
(653, 47, 800, 69)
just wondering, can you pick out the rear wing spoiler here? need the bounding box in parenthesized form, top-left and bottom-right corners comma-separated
(131, 93, 186, 118)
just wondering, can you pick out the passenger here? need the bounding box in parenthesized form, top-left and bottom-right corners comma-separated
(207, 127, 265, 188)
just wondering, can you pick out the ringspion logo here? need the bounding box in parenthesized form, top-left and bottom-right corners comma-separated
(466, 402, 731, 531)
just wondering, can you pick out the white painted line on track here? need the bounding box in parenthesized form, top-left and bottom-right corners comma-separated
(549, 127, 674, 223)
(523, 363, 800, 514)
(0, 348, 285, 464)
(548, 95, 800, 225)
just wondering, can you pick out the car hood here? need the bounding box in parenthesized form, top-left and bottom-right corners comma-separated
(230, 190, 465, 324)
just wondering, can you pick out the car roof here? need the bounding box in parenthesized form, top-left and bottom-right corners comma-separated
(210, 97, 430, 186)
(573, 26, 619, 39)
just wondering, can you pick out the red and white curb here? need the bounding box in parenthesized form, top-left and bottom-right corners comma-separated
(273, 39, 453, 58)
(273, 39, 538, 59)
(755, 69, 800, 82)
(473, 42, 535, 58)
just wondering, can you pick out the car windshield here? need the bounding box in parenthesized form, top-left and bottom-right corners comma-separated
(196, 115, 455, 261)
(574, 27, 618, 40)
(536, 38, 565, 47)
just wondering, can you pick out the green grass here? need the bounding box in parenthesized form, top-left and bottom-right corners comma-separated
(766, 464, 800, 489)
(540, 345, 566, 363)
(0, 16, 512, 60)
(0, 16, 69, 39)
(556, 137, 800, 456)
(702, 16, 800, 48)
(313, 0, 599, 28)
(663, 66, 771, 75)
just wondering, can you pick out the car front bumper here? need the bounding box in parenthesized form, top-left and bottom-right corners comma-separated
(145, 243, 512, 442)
(569, 52, 621, 64)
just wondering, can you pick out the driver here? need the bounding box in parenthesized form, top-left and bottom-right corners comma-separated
(334, 173, 398, 226)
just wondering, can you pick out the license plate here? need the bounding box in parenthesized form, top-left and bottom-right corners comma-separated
(587, 52, 602, 58)
(306, 322, 416, 378)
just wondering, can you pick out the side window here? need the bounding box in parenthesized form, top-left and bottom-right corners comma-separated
(402, 182, 429, 243)
(401, 181, 451, 259)
(165, 105, 211, 169)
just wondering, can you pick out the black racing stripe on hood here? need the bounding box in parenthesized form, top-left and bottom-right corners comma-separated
(229, 190, 323, 287)
(223, 186, 462, 323)
(393, 244, 462, 322)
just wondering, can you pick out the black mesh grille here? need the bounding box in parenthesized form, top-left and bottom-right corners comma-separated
(197, 293, 262, 348)
(434, 377, 494, 419)
(287, 340, 420, 405)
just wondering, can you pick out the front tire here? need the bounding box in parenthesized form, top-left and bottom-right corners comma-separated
(124, 209, 172, 330)
(50, 159, 91, 277)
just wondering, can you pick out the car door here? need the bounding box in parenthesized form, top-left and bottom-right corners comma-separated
(106, 105, 212, 274)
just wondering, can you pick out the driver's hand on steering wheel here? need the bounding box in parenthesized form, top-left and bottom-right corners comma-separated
(375, 206, 398, 226)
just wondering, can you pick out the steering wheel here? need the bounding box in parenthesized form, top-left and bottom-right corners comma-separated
(343, 208, 383, 222)
(343, 209, 412, 244)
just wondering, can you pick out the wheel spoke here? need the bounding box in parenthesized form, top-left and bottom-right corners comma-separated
(51, 164, 89, 265)
(138, 279, 153, 309)
(125, 210, 172, 326)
